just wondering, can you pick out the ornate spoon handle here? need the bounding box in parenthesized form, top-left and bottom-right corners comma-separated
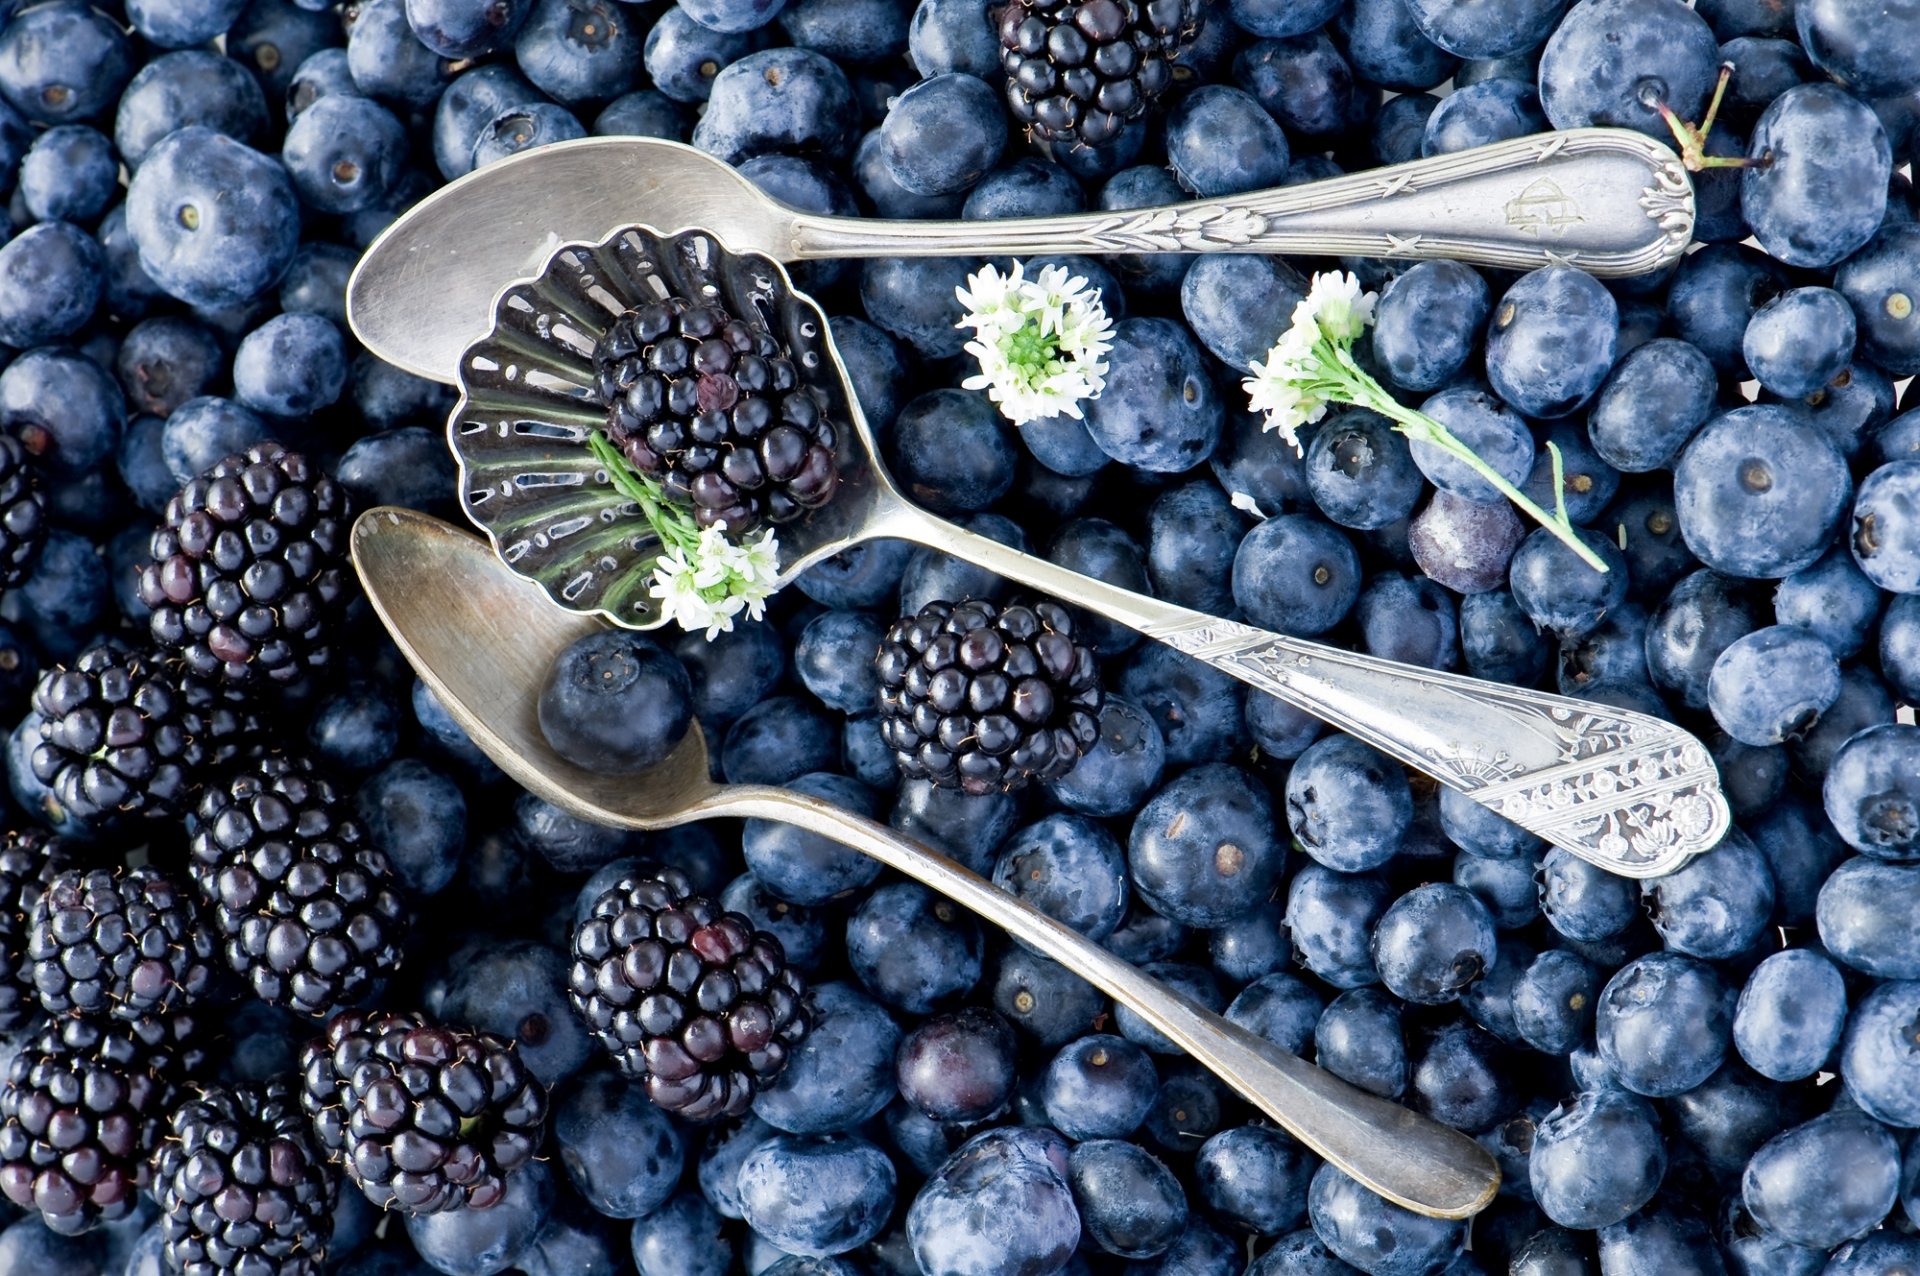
(885, 508, 1730, 879)
(790, 128, 1695, 278)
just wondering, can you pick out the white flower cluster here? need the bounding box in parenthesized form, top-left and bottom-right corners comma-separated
(648, 524, 781, 639)
(1242, 271, 1379, 454)
(955, 261, 1115, 425)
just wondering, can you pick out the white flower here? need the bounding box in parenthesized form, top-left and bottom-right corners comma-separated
(1297, 270, 1377, 344)
(649, 525, 783, 639)
(1229, 490, 1269, 520)
(1242, 343, 1330, 455)
(955, 261, 1115, 426)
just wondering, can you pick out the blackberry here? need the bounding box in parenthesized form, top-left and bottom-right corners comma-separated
(0, 433, 47, 590)
(0, 1016, 176, 1234)
(594, 297, 840, 537)
(27, 865, 216, 1027)
(0, 830, 72, 1036)
(152, 1078, 338, 1276)
(567, 867, 809, 1121)
(137, 443, 351, 691)
(999, 0, 1201, 147)
(30, 644, 254, 824)
(299, 1010, 548, 1214)
(188, 754, 410, 1018)
(875, 598, 1102, 795)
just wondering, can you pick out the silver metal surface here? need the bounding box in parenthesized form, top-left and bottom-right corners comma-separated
(351, 503, 1503, 1220)
(444, 224, 1730, 878)
(350, 130, 1695, 384)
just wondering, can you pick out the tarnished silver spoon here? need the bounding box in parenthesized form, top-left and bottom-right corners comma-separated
(350, 503, 1502, 1219)
(442, 223, 1727, 878)
(348, 130, 1695, 384)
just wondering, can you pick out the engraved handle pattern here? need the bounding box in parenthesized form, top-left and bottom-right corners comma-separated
(792, 128, 1696, 278)
(1147, 617, 1730, 879)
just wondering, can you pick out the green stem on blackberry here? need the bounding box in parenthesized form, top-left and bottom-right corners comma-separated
(587, 430, 701, 554)
(1656, 62, 1755, 172)
(1318, 344, 1610, 572)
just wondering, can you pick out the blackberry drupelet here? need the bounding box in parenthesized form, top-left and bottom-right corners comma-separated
(0, 433, 48, 590)
(0, 1016, 176, 1234)
(188, 754, 410, 1018)
(594, 297, 840, 536)
(27, 865, 216, 1027)
(999, 0, 1201, 147)
(152, 1078, 338, 1276)
(875, 598, 1102, 795)
(30, 644, 254, 824)
(567, 867, 809, 1121)
(138, 443, 351, 691)
(299, 1010, 548, 1214)
(0, 830, 71, 1036)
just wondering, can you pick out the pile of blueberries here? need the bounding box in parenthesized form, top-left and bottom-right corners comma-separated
(0, 0, 1918, 1271)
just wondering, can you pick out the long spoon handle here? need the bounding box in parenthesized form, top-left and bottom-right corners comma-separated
(698, 783, 1498, 1219)
(879, 507, 1729, 879)
(790, 128, 1694, 278)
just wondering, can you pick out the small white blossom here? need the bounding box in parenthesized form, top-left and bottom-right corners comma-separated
(1297, 270, 1377, 343)
(1242, 271, 1383, 453)
(649, 525, 782, 639)
(956, 261, 1115, 426)
(1229, 490, 1269, 520)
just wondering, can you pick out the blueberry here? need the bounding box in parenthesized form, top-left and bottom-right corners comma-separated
(1118, 764, 1283, 927)
(1483, 267, 1620, 420)
(1081, 318, 1224, 473)
(1402, 0, 1563, 57)
(1537, 0, 1718, 140)
(1817, 855, 1920, 977)
(897, 514, 1025, 614)
(845, 881, 984, 1014)
(1838, 979, 1920, 1127)
(895, 1006, 1017, 1124)
(229, 0, 344, 104)
(1705, 625, 1841, 747)
(1744, 84, 1893, 268)
(1043, 517, 1149, 654)
(1308, 1164, 1464, 1276)
(1332, 0, 1459, 92)
(282, 93, 409, 215)
(1140, 484, 1240, 616)
(694, 1113, 778, 1220)
(1164, 86, 1290, 197)
(14, 528, 108, 654)
(1067, 1139, 1188, 1260)
(754, 981, 900, 1134)
(722, 696, 839, 787)
(739, 1134, 896, 1257)
(1595, 952, 1732, 1097)
(307, 677, 402, 777)
(1743, 1111, 1901, 1249)
(158, 396, 272, 485)
(1850, 459, 1920, 592)
(1231, 34, 1358, 139)
(18, 125, 117, 226)
(469, 101, 587, 167)
(1796, 0, 1920, 101)
(692, 48, 857, 165)
(595, 87, 686, 138)
(1510, 950, 1600, 1056)
(347, 0, 454, 106)
(1370, 90, 1441, 163)
(990, 812, 1128, 944)
(884, 388, 1017, 514)
(907, 0, 997, 77)
(1407, 491, 1525, 596)
(1181, 254, 1306, 370)
(1284, 735, 1411, 873)
(0, 1, 134, 125)
(1421, 78, 1547, 154)
(1305, 410, 1424, 532)
(1369, 882, 1497, 1007)
(1743, 287, 1858, 400)
(1520, 423, 1619, 528)
(406, 0, 533, 58)
(1507, 526, 1630, 640)
(858, 255, 976, 358)
(0, 223, 103, 350)
(740, 772, 884, 905)
(1592, 1205, 1725, 1276)
(1729, 949, 1847, 1083)
(879, 73, 1004, 197)
(536, 629, 693, 774)
(1773, 545, 1883, 661)
(1674, 404, 1852, 580)
(1232, 513, 1363, 638)
(553, 1070, 685, 1219)
(1824, 1234, 1920, 1276)
(891, 778, 1019, 873)
(1439, 786, 1540, 861)
(630, 1191, 732, 1276)
(406, 1159, 554, 1276)
(125, 127, 300, 309)
(355, 757, 467, 896)
(1372, 261, 1491, 393)
(1043, 1033, 1157, 1140)
(906, 1127, 1080, 1276)
(1835, 224, 1920, 377)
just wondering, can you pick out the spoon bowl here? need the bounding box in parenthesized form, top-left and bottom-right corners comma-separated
(350, 503, 1503, 1220)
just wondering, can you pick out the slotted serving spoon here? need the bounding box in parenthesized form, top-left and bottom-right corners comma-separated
(440, 223, 1727, 878)
(348, 130, 1696, 384)
(350, 503, 1501, 1219)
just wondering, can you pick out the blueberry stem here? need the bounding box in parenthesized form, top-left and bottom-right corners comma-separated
(1657, 62, 1753, 172)
(1325, 345, 1609, 572)
(588, 429, 702, 554)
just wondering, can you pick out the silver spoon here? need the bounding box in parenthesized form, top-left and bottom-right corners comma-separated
(350, 503, 1502, 1220)
(443, 223, 1727, 879)
(348, 130, 1695, 383)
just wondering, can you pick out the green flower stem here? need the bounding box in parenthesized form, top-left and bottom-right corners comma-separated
(588, 430, 700, 554)
(1321, 343, 1611, 573)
